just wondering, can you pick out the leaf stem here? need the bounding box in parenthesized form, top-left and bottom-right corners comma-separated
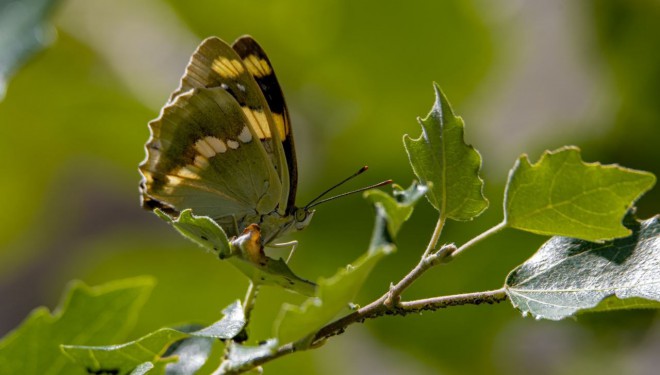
(422, 215, 446, 257)
(385, 215, 447, 306)
(242, 282, 259, 322)
(449, 221, 507, 259)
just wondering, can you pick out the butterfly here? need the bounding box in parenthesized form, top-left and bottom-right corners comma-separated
(139, 36, 314, 246)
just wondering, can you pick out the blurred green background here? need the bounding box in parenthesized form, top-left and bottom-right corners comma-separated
(1, 0, 659, 374)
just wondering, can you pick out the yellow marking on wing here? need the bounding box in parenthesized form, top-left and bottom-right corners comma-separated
(242, 107, 270, 138)
(174, 166, 201, 180)
(244, 55, 272, 78)
(272, 113, 287, 140)
(194, 155, 209, 169)
(211, 57, 244, 78)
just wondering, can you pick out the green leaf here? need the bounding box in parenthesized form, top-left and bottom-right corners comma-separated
(403, 83, 488, 220)
(504, 146, 656, 241)
(156, 208, 316, 296)
(0, 0, 59, 100)
(155, 208, 233, 259)
(63, 301, 246, 374)
(505, 215, 660, 320)
(363, 181, 428, 243)
(0, 277, 154, 375)
(227, 257, 316, 296)
(275, 246, 394, 346)
(216, 339, 278, 374)
(62, 328, 186, 375)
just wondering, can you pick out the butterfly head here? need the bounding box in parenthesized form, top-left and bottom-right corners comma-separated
(293, 207, 315, 231)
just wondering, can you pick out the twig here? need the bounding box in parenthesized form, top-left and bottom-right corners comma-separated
(242, 282, 259, 322)
(229, 288, 509, 373)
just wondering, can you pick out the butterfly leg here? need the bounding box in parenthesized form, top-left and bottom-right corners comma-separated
(268, 240, 298, 264)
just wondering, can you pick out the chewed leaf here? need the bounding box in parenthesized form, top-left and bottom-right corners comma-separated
(505, 215, 660, 320)
(155, 208, 233, 258)
(363, 182, 428, 243)
(403, 83, 488, 221)
(0, 277, 154, 375)
(504, 147, 656, 241)
(275, 244, 394, 346)
(62, 301, 247, 375)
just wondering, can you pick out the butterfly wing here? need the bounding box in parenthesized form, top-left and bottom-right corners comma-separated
(231, 36, 299, 214)
(139, 87, 282, 238)
(167, 37, 292, 215)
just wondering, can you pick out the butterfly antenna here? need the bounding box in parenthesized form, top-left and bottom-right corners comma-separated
(305, 166, 392, 209)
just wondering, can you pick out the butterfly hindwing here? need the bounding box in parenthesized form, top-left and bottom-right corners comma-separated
(231, 36, 298, 214)
(139, 87, 282, 238)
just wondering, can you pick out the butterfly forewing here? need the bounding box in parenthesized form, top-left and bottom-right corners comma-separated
(231, 36, 298, 214)
(167, 37, 291, 214)
(140, 87, 282, 238)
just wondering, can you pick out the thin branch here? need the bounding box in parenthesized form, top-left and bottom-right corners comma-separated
(384, 243, 455, 307)
(449, 221, 507, 259)
(227, 287, 509, 373)
(242, 282, 259, 322)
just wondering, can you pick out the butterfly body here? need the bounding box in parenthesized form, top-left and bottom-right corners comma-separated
(139, 36, 313, 245)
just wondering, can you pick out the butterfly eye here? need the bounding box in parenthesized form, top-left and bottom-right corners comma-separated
(294, 208, 314, 230)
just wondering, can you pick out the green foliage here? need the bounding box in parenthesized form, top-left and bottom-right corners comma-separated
(403, 83, 488, 221)
(156, 209, 316, 296)
(275, 244, 393, 346)
(504, 147, 656, 241)
(276, 182, 426, 346)
(0, 277, 154, 374)
(506, 215, 660, 320)
(363, 182, 428, 242)
(155, 209, 233, 259)
(63, 300, 246, 374)
(218, 339, 278, 374)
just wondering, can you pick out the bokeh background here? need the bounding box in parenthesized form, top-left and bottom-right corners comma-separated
(1, 0, 659, 374)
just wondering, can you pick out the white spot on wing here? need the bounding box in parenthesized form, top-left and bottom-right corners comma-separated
(205, 136, 227, 153)
(227, 139, 239, 149)
(236, 83, 246, 92)
(194, 139, 215, 158)
(238, 125, 253, 143)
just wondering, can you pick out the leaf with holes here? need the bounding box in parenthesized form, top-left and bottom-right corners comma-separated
(403, 83, 488, 220)
(504, 146, 655, 241)
(505, 215, 660, 320)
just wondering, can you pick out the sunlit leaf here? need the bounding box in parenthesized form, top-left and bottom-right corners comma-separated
(155, 208, 233, 259)
(0, 277, 154, 375)
(363, 181, 428, 243)
(505, 215, 660, 320)
(275, 243, 393, 346)
(63, 301, 246, 375)
(504, 146, 656, 241)
(403, 83, 488, 220)
(156, 209, 316, 296)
